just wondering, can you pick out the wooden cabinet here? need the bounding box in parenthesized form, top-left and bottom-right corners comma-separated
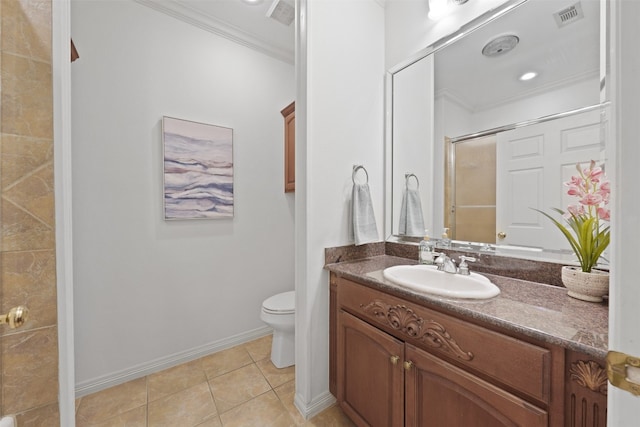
(281, 101, 295, 192)
(337, 310, 547, 427)
(406, 343, 547, 426)
(330, 274, 607, 427)
(337, 311, 404, 426)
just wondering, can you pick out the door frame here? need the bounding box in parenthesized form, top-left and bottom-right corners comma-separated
(52, 1, 76, 425)
(608, 0, 640, 422)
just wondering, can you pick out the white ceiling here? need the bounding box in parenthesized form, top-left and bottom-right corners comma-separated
(135, 0, 295, 63)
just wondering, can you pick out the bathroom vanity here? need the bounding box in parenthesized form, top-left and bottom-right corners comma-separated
(325, 248, 608, 427)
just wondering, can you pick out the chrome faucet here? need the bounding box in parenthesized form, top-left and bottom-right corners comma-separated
(458, 256, 477, 275)
(434, 253, 457, 274)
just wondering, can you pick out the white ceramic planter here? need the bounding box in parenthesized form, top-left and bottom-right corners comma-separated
(561, 266, 609, 303)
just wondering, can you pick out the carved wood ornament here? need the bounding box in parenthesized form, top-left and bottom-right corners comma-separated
(569, 360, 608, 395)
(361, 300, 474, 361)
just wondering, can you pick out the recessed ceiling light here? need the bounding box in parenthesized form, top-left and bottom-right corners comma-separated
(519, 72, 538, 81)
(241, 0, 263, 5)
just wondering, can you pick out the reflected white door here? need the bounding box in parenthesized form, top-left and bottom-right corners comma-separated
(496, 109, 603, 250)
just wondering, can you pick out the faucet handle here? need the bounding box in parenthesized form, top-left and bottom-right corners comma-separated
(433, 252, 446, 271)
(458, 256, 477, 275)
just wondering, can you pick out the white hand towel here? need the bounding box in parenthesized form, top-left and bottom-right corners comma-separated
(351, 183, 379, 246)
(399, 188, 425, 237)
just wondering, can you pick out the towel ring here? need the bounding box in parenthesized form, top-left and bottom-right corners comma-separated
(352, 165, 369, 185)
(405, 173, 419, 190)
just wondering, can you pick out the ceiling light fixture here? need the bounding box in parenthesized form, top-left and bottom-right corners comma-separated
(481, 34, 519, 57)
(428, 0, 469, 21)
(519, 72, 538, 81)
(241, 0, 263, 5)
(428, 0, 449, 20)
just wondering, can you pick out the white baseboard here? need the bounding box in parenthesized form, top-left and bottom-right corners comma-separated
(75, 326, 272, 397)
(294, 390, 336, 420)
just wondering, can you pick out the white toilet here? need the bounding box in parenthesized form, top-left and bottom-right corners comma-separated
(260, 291, 295, 368)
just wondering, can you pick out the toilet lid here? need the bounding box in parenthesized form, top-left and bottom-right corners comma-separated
(262, 291, 295, 314)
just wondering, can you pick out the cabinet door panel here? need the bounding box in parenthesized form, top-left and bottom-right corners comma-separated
(337, 310, 404, 427)
(281, 101, 295, 192)
(406, 344, 548, 427)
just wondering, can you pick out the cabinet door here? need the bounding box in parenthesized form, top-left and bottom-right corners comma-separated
(337, 310, 404, 427)
(281, 102, 295, 192)
(405, 343, 548, 427)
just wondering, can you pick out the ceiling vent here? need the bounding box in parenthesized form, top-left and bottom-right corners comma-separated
(553, 2, 585, 28)
(266, 0, 294, 26)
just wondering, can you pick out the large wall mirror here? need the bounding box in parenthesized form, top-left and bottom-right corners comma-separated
(386, 0, 608, 262)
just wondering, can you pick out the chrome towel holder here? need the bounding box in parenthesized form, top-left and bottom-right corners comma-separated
(352, 165, 369, 185)
(405, 173, 419, 189)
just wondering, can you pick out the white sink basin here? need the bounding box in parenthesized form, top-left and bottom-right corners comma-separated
(382, 265, 500, 299)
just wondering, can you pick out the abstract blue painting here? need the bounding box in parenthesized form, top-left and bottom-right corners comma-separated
(163, 117, 234, 220)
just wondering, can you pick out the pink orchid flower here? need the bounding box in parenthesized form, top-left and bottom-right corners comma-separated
(597, 207, 611, 221)
(565, 204, 585, 217)
(585, 166, 604, 182)
(566, 185, 584, 197)
(565, 176, 584, 187)
(580, 193, 604, 206)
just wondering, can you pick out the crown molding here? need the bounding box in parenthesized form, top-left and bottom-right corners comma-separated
(134, 0, 294, 64)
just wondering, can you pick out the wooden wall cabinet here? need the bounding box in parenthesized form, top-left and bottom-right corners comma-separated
(281, 101, 295, 193)
(330, 274, 607, 427)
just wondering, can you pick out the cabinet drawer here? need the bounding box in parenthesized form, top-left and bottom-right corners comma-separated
(337, 278, 551, 404)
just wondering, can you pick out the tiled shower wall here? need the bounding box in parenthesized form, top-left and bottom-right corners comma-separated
(1, 0, 60, 424)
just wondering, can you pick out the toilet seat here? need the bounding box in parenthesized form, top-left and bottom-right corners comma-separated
(262, 291, 295, 315)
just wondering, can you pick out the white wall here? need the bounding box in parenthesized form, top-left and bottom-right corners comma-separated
(71, 0, 295, 391)
(295, 0, 385, 417)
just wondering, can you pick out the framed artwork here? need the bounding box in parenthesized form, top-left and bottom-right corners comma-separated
(162, 116, 234, 220)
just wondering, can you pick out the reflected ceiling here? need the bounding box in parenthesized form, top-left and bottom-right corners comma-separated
(435, 0, 600, 111)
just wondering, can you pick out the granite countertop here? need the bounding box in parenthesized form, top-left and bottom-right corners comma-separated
(325, 255, 608, 360)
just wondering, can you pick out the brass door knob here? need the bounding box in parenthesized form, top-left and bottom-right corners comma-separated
(497, 231, 507, 240)
(0, 306, 29, 329)
(403, 360, 414, 371)
(390, 355, 400, 365)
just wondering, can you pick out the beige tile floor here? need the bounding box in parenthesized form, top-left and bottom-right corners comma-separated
(75, 335, 355, 427)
